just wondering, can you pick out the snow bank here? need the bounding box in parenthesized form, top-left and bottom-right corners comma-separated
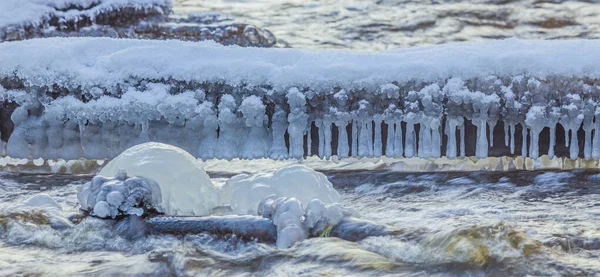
(1, 38, 600, 161)
(221, 165, 341, 215)
(99, 142, 219, 216)
(1, 37, 599, 90)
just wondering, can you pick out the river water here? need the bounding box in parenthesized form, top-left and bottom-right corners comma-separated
(2, 1, 600, 276)
(1, 169, 600, 276)
(175, 0, 600, 50)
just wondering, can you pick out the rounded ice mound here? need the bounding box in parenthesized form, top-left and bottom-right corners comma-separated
(222, 165, 341, 215)
(99, 142, 219, 216)
(21, 193, 62, 211)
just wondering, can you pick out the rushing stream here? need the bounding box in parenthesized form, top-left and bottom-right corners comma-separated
(1, 169, 599, 276)
(2, 1, 600, 276)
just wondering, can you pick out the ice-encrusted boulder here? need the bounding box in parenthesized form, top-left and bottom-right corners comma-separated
(99, 142, 219, 216)
(221, 165, 341, 215)
(77, 171, 163, 218)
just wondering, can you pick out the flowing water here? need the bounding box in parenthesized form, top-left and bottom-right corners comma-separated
(175, 0, 600, 50)
(2, 1, 600, 276)
(1, 169, 600, 276)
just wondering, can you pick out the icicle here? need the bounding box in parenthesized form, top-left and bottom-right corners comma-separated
(374, 120, 382, 157)
(351, 120, 358, 157)
(306, 123, 312, 156)
(521, 124, 527, 158)
(564, 126, 569, 148)
(317, 120, 325, 158)
(584, 116, 593, 160)
(446, 118, 457, 159)
(569, 128, 579, 160)
(367, 121, 374, 157)
(63, 121, 83, 160)
(530, 129, 540, 159)
(504, 122, 509, 147)
(417, 123, 425, 158)
(548, 124, 556, 159)
(488, 120, 496, 148)
(323, 120, 332, 159)
(475, 119, 488, 159)
(269, 110, 288, 160)
(385, 121, 394, 157)
(593, 115, 600, 160)
(459, 123, 465, 158)
(286, 87, 308, 159)
(420, 123, 431, 158)
(405, 123, 415, 158)
(336, 121, 349, 158)
(358, 121, 370, 157)
(432, 124, 441, 158)
(394, 122, 403, 157)
(509, 123, 515, 154)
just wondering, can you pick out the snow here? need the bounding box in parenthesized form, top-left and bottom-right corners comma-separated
(221, 165, 341, 215)
(0, 0, 170, 30)
(1, 37, 599, 90)
(1, 37, 600, 161)
(99, 142, 219, 216)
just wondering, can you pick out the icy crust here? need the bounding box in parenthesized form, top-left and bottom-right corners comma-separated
(98, 142, 219, 216)
(220, 165, 341, 215)
(0, 1, 276, 47)
(1, 38, 600, 160)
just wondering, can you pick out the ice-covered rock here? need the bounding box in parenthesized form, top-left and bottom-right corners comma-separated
(256, 195, 354, 248)
(99, 142, 219, 216)
(0, 0, 276, 47)
(77, 171, 163, 218)
(221, 165, 341, 215)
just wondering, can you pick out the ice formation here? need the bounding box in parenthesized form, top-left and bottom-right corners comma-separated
(1, 37, 600, 161)
(98, 142, 219, 216)
(221, 165, 341, 215)
(0, 0, 276, 47)
(258, 196, 354, 248)
(77, 171, 163, 218)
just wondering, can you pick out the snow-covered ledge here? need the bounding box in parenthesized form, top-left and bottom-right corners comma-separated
(1, 37, 600, 161)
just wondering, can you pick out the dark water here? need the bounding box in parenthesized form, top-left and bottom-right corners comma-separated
(1, 170, 599, 276)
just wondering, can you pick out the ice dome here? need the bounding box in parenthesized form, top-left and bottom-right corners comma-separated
(221, 165, 341, 215)
(99, 142, 219, 216)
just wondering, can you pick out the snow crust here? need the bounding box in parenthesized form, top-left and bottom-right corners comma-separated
(99, 142, 219, 216)
(220, 165, 341, 215)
